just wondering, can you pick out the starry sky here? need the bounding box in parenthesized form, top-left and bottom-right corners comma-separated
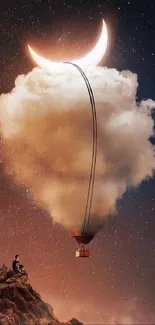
(0, 0, 155, 323)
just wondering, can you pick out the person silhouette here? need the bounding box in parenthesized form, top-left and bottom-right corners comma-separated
(12, 254, 20, 273)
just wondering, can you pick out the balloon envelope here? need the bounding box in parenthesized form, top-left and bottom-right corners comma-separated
(70, 226, 101, 245)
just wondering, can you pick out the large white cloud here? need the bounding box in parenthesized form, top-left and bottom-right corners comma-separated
(0, 65, 155, 232)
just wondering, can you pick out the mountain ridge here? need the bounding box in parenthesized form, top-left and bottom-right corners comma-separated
(0, 264, 83, 325)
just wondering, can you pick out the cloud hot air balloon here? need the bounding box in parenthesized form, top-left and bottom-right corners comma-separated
(28, 19, 108, 257)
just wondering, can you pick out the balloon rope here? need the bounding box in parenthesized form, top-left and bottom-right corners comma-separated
(64, 62, 97, 234)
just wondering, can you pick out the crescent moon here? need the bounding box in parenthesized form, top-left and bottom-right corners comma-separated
(28, 19, 108, 69)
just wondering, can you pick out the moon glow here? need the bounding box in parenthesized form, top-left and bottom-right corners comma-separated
(28, 19, 108, 69)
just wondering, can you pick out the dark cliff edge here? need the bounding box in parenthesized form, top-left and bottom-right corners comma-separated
(0, 264, 83, 325)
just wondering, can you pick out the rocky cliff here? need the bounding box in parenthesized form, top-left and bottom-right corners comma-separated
(0, 264, 82, 325)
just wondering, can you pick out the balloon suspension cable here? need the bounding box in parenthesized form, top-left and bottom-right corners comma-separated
(64, 62, 98, 234)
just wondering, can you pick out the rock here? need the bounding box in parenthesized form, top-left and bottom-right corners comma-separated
(0, 280, 54, 324)
(0, 265, 7, 284)
(6, 277, 17, 284)
(6, 270, 14, 279)
(69, 319, 83, 325)
(16, 275, 29, 285)
(0, 264, 83, 325)
(0, 276, 5, 284)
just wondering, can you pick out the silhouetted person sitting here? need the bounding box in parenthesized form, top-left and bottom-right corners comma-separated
(12, 254, 20, 273)
(12, 254, 27, 279)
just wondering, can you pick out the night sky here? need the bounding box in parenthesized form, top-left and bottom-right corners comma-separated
(0, 0, 155, 323)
